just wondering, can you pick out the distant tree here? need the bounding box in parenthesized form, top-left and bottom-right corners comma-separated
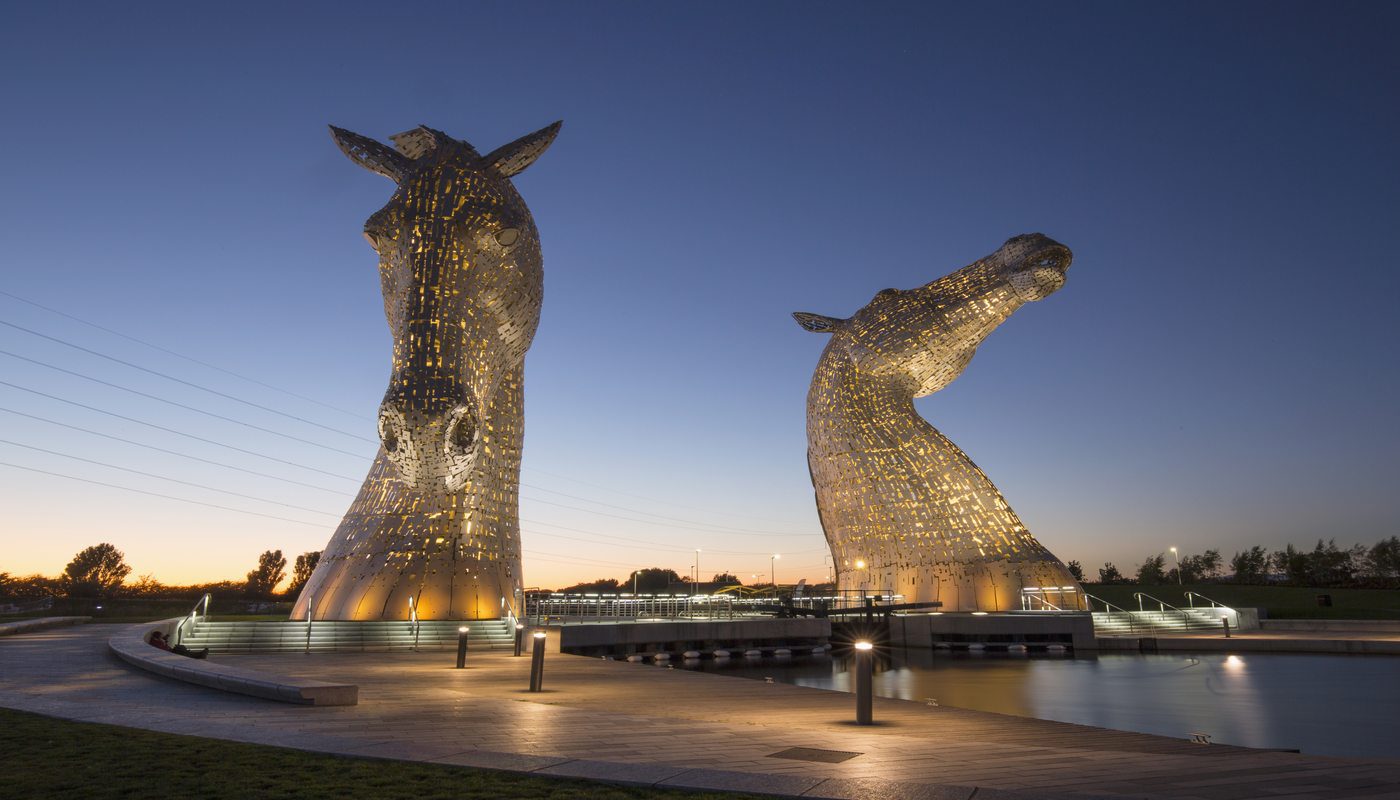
(1065, 561, 1084, 582)
(62, 543, 132, 597)
(1097, 562, 1124, 584)
(244, 550, 287, 598)
(633, 568, 682, 593)
(1178, 549, 1222, 583)
(0, 572, 10, 597)
(285, 551, 321, 597)
(1135, 553, 1167, 585)
(1366, 536, 1400, 582)
(126, 574, 165, 597)
(711, 572, 742, 586)
(1230, 546, 1270, 584)
(1271, 544, 1308, 584)
(558, 578, 622, 593)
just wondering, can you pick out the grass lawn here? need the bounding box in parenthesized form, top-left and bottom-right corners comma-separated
(0, 708, 758, 800)
(1082, 583, 1400, 619)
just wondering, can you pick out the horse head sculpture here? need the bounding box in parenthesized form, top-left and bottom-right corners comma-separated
(794, 233, 1084, 612)
(330, 122, 560, 494)
(291, 121, 559, 621)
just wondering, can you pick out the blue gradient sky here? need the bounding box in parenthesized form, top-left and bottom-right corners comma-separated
(1, 2, 1396, 588)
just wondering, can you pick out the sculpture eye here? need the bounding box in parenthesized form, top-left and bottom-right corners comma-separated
(495, 228, 519, 247)
(362, 230, 381, 251)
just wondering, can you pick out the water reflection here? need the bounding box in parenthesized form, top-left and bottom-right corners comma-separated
(680, 650, 1400, 758)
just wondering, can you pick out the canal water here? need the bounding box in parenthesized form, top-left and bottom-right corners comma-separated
(675, 649, 1400, 758)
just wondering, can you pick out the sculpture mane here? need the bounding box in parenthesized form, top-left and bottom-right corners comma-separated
(795, 233, 1085, 612)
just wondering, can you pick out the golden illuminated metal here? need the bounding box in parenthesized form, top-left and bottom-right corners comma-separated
(291, 122, 561, 621)
(795, 234, 1085, 611)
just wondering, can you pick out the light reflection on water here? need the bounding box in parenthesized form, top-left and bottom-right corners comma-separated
(679, 650, 1400, 758)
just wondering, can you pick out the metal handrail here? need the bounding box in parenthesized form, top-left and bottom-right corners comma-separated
(1134, 591, 1193, 629)
(1084, 592, 1145, 635)
(1183, 591, 1233, 611)
(173, 593, 211, 646)
(1133, 592, 1186, 614)
(1021, 593, 1063, 611)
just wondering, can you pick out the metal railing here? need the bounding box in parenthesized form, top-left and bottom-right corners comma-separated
(1183, 591, 1231, 610)
(524, 590, 906, 623)
(173, 593, 211, 646)
(1084, 592, 1160, 635)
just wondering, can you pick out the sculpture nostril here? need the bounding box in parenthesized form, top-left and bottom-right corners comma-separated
(377, 407, 402, 455)
(445, 405, 477, 455)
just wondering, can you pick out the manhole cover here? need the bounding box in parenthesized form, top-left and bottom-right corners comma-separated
(767, 747, 862, 763)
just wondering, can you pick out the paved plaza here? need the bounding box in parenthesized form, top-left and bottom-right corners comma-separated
(3, 625, 1400, 799)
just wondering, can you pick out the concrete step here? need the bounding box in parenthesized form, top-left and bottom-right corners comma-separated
(178, 620, 518, 654)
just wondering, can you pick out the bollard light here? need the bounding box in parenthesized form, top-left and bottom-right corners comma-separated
(514, 623, 525, 657)
(529, 631, 547, 692)
(1222, 617, 1232, 639)
(456, 626, 470, 669)
(853, 640, 874, 725)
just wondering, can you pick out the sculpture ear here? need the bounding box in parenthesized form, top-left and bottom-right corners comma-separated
(792, 312, 845, 333)
(482, 121, 562, 177)
(329, 126, 410, 181)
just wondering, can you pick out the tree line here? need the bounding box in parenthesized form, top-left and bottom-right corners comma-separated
(1068, 536, 1400, 588)
(0, 543, 322, 601)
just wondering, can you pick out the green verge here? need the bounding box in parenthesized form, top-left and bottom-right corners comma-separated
(0, 708, 758, 800)
(1081, 583, 1400, 619)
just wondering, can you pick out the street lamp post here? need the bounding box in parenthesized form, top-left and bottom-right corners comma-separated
(694, 549, 701, 596)
(771, 554, 780, 591)
(1170, 546, 1182, 585)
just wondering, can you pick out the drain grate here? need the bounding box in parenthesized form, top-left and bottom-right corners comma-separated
(767, 747, 863, 763)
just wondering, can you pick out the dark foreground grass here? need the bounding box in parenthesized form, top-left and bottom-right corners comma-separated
(0, 708, 757, 800)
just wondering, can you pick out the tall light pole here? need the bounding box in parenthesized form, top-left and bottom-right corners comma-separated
(1170, 546, 1182, 585)
(694, 549, 701, 596)
(771, 554, 780, 591)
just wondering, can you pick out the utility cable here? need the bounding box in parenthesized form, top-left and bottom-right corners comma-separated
(0, 317, 372, 441)
(0, 439, 341, 517)
(0, 349, 369, 458)
(520, 481, 812, 536)
(0, 381, 362, 481)
(0, 461, 326, 527)
(0, 406, 355, 495)
(0, 288, 368, 420)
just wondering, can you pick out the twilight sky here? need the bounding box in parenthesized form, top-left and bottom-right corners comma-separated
(1, 1, 1397, 589)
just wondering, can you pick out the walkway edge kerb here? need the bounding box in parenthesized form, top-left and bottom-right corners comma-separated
(107, 619, 357, 706)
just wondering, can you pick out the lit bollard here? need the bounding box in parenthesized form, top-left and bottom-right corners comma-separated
(528, 631, 547, 692)
(456, 626, 470, 669)
(1222, 618, 1231, 638)
(514, 623, 525, 657)
(854, 640, 874, 725)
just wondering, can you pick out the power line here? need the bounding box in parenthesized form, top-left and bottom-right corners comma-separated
(0, 349, 370, 458)
(0, 460, 326, 527)
(0, 439, 342, 517)
(0, 406, 355, 495)
(0, 317, 372, 442)
(0, 288, 368, 420)
(521, 493, 816, 538)
(520, 481, 812, 536)
(0, 380, 362, 481)
(2, 295, 814, 534)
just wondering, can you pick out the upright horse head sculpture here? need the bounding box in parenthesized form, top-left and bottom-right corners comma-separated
(292, 121, 560, 621)
(795, 234, 1086, 612)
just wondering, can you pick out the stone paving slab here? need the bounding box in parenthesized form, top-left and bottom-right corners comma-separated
(2, 625, 1399, 799)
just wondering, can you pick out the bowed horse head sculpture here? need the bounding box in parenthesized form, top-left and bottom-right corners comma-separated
(330, 121, 561, 494)
(794, 233, 1083, 612)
